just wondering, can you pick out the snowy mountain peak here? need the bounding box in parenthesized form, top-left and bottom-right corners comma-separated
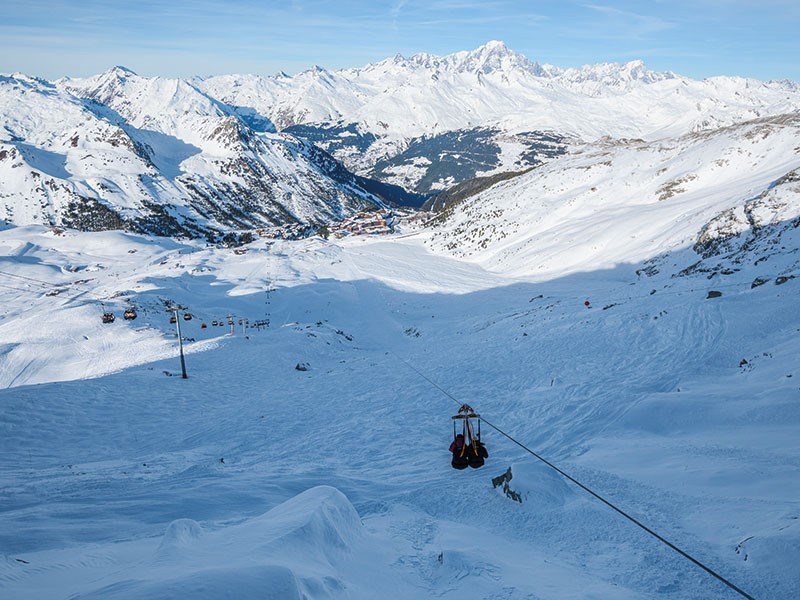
(300, 65, 337, 86)
(3, 72, 54, 90)
(109, 65, 137, 78)
(481, 39, 509, 52)
(616, 59, 671, 83)
(559, 59, 674, 89)
(74, 66, 139, 91)
(307, 65, 332, 77)
(356, 41, 545, 78)
(416, 40, 544, 75)
(455, 40, 536, 74)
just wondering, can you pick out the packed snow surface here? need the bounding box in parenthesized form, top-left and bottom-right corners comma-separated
(1, 218, 798, 598)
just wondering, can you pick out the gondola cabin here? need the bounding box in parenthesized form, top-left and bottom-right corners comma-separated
(102, 312, 115, 324)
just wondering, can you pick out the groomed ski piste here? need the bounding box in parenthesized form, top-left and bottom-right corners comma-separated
(1, 221, 799, 599)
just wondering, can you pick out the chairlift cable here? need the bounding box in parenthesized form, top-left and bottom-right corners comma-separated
(0, 269, 53, 289)
(0, 282, 45, 294)
(0, 268, 122, 299)
(388, 349, 755, 600)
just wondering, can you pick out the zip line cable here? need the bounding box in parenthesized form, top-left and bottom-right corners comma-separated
(389, 350, 756, 600)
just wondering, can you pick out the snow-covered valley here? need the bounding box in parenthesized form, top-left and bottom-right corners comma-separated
(1, 215, 798, 598)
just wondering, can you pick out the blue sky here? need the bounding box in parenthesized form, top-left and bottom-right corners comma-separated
(1, 0, 798, 81)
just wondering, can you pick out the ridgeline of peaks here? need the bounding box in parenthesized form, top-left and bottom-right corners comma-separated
(369, 40, 549, 76)
(197, 41, 800, 194)
(2, 41, 800, 236)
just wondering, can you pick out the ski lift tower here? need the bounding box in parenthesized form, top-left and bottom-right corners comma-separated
(167, 304, 188, 379)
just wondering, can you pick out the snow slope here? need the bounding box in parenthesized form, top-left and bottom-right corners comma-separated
(2, 64, 799, 598)
(1, 217, 798, 598)
(0, 69, 383, 237)
(426, 113, 800, 280)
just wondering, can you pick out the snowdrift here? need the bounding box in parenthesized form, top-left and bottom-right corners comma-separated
(74, 486, 362, 600)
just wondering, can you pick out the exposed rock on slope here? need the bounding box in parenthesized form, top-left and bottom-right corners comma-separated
(0, 69, 384, 239)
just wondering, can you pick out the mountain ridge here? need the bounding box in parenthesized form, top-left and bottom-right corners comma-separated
(195, 41, 800, 193)
(0, 70, 391, 239)
(424, 112, 800, 280)
(3, 41, 800, 234)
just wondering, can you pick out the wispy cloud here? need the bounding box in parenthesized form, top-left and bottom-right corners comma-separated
(583, 4, 675, 37)
(390, 0, 408, 28)
(428, 0, 512, 8)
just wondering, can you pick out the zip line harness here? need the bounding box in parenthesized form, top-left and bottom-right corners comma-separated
(452, 403, 482, 459)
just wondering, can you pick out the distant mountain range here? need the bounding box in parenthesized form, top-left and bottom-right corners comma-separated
(197, 40, 800, 194)
(2, 41, 799, 237)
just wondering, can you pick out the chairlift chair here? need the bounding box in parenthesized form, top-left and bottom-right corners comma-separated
(102, 312, 115, 324)
(123, 308, 137, 320)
